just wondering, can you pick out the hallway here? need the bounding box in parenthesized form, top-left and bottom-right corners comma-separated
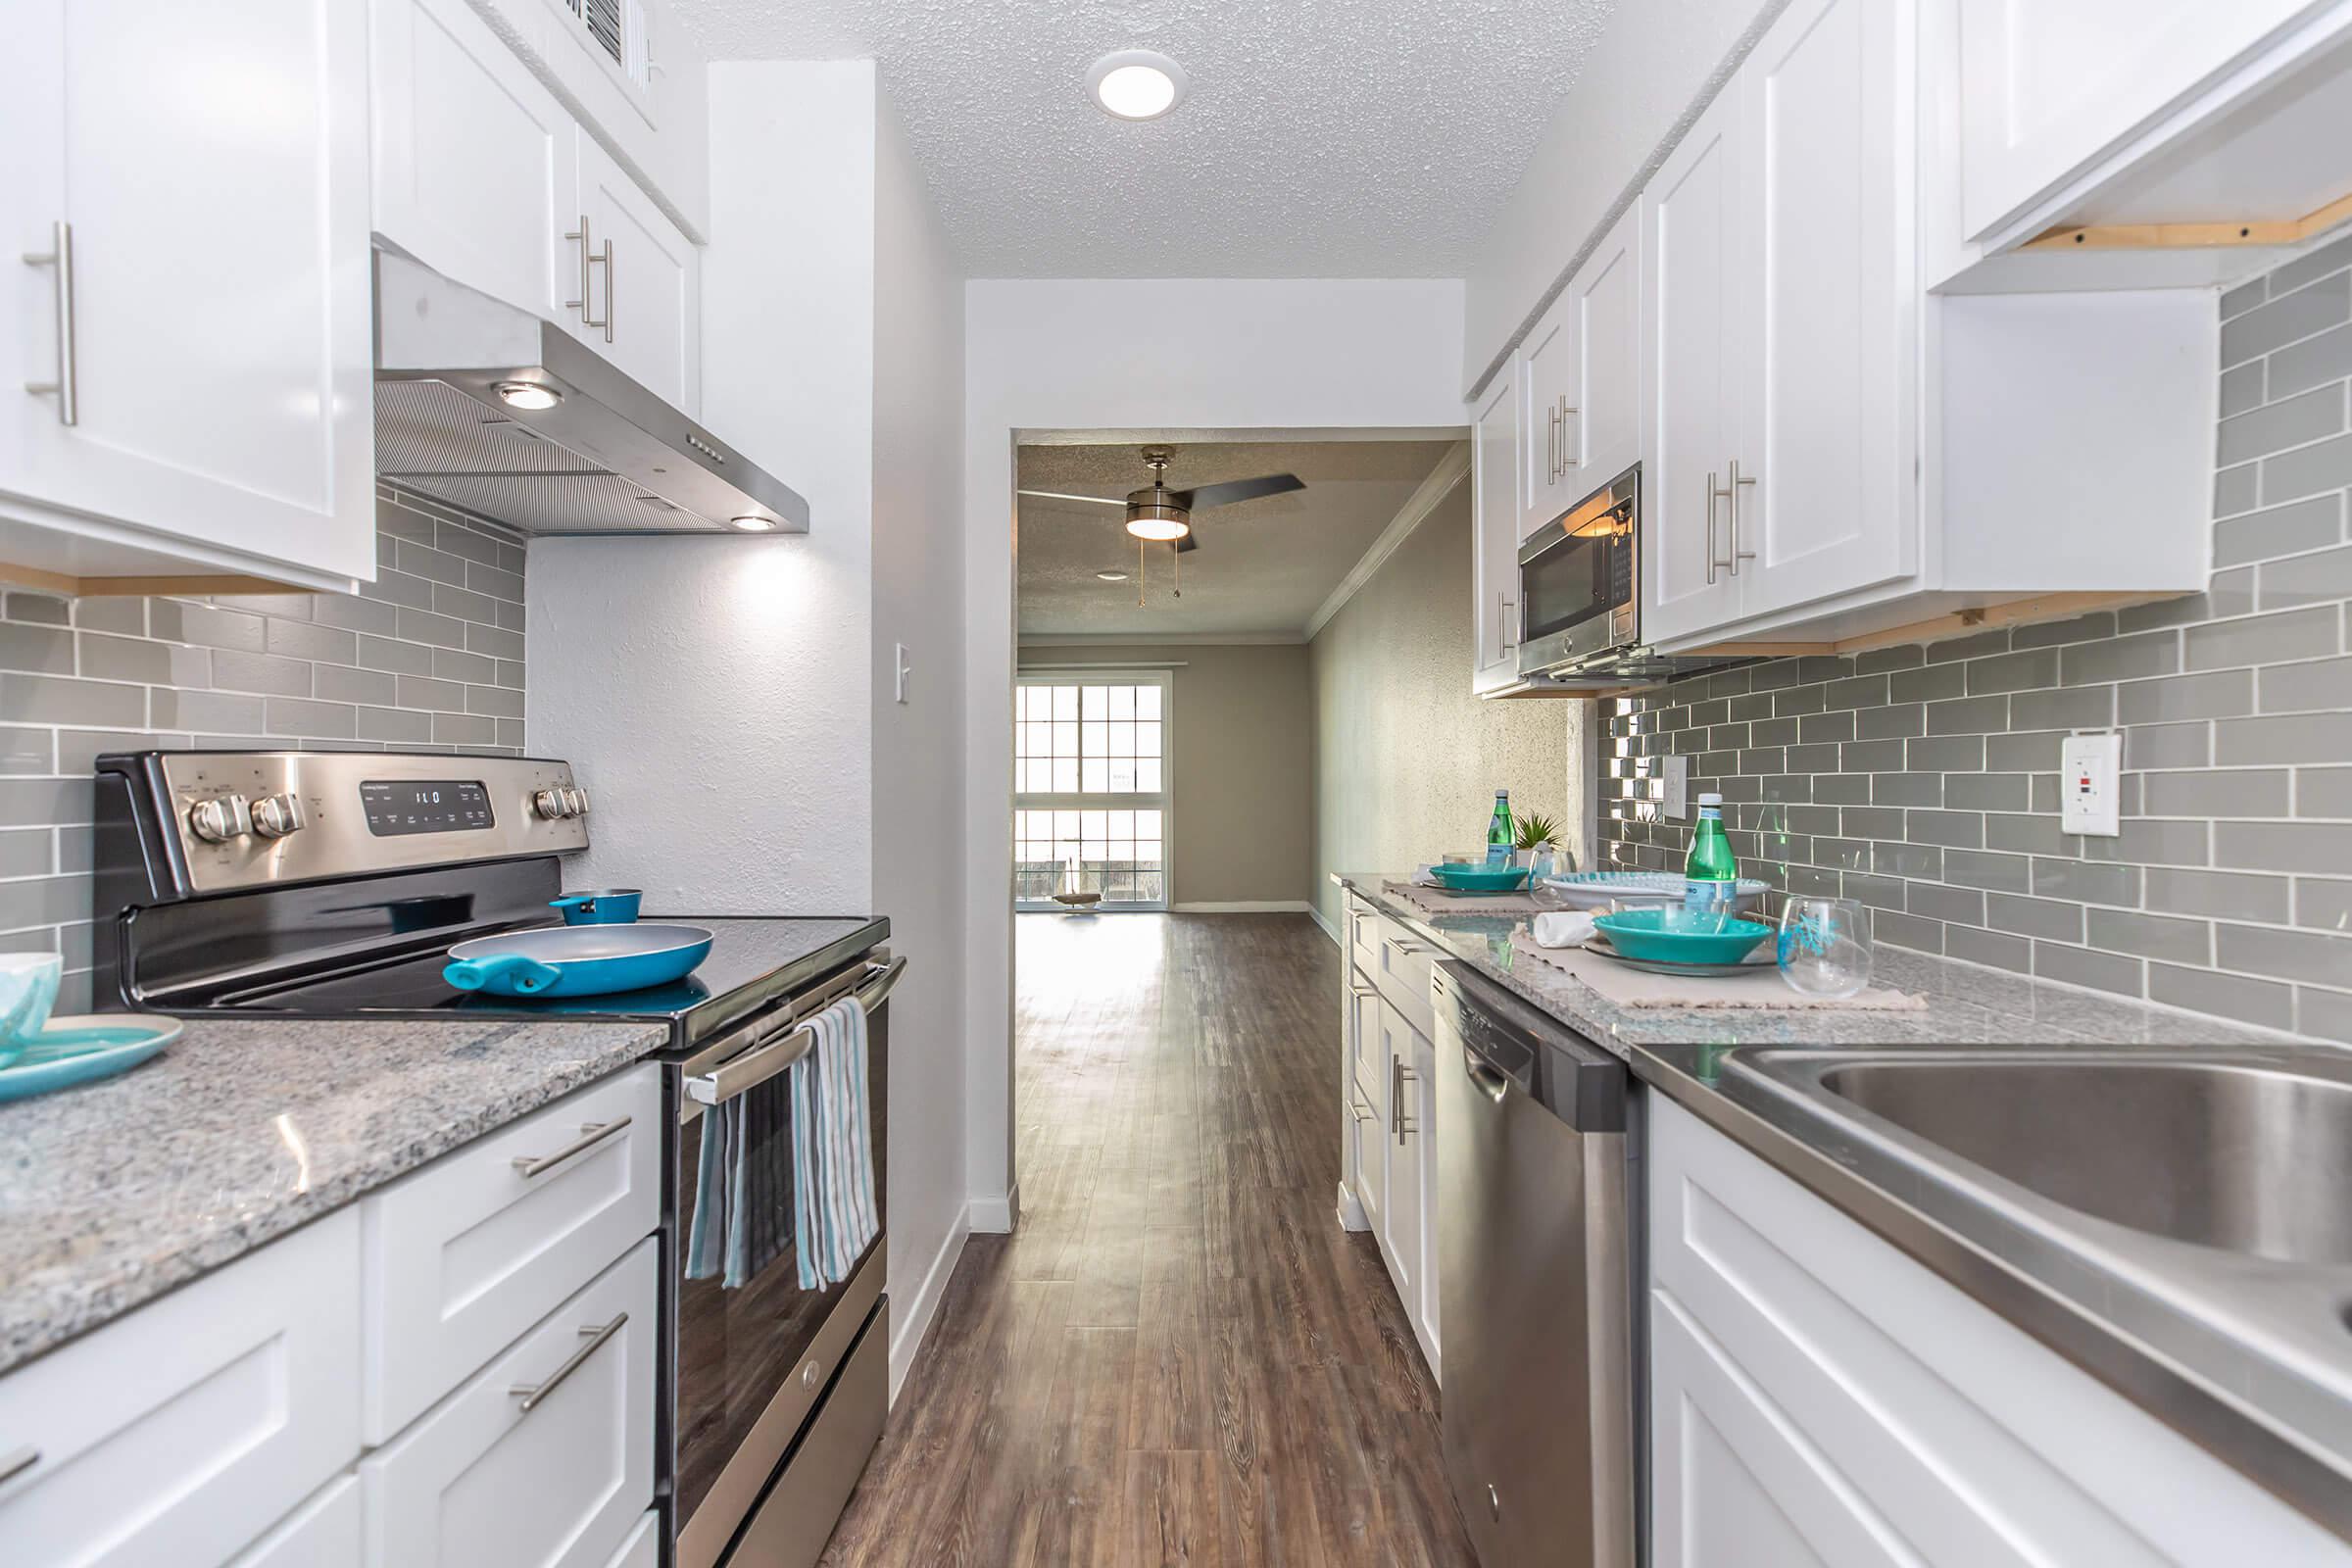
(821, 913, 1474, 1566)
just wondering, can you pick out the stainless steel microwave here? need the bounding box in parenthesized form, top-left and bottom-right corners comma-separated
(1517, 466, 1641, 678)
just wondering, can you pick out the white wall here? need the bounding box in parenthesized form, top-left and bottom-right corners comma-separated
(961, 277, 1467, 1222)
(1462, 0, 1782, 392)
(869, 82, 971, 1395)
(532, 61, 875, 916)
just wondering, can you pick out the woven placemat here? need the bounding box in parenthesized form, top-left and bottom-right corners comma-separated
(1384, 880, 1543, 917)
(1513, 926, 1927, 1011)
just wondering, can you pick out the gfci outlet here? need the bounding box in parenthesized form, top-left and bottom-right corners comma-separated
(2061, 732, 2123, 837)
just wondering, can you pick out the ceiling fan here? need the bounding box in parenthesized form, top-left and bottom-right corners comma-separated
(1016, 446, 1305, 554)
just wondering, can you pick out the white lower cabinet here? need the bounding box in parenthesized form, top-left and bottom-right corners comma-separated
(364, 1237, 659, 1568)
(601, 1510, 661, 1568)
(1648, 1094, 2351, 1566)
(0, 1209, 360, 1568)
(226, 1477, 362, 1568)
(1337, 913, 1442, 1380)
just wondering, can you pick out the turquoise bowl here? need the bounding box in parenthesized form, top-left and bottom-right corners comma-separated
(1428, 863, 1531, 893)
(1592, 907, 1773, 965)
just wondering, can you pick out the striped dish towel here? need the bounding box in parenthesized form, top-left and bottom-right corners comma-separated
(791, 996, 880, 1290)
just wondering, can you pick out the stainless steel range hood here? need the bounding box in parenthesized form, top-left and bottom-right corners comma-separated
(372, 252, 808, 536)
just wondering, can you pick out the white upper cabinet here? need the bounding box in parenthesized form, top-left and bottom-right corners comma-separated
(1957, 0, 2331, 243)
(1733, 0, 1918, 619)
(1571, 207, 1643, 494)
(1519, 288, 1583, 537)
(372, 0, 701, 414)
(573, 134, 701, 416)
(371, 0, 580, 330)
(0, 0, 375, 589)
(1471, 368, 1523, 693)
(1641, 89, 1744, 646)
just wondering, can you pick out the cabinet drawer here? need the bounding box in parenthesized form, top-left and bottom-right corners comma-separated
(363, 1063, 659, 1441)
(364, 1236, 658, 1568)
(1347, 895, 1381, 980)
(1372, 915, 1438, 1043)
(600, 1510, 659, 1568)
(0, 1209, 361, 1568)
(227, 1475, 361, 1568)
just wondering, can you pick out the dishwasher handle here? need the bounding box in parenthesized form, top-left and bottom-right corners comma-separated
(1462, 1046, 1511, 1102)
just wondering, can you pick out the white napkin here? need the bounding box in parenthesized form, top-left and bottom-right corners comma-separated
(1530, 910, 1597, 949)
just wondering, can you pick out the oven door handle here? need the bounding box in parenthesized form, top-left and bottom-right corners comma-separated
(683, 956, 906, 1106)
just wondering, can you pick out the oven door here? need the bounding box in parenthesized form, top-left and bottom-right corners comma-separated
(1518, 468, 1638, 676)
(671, 981, 891, 1568)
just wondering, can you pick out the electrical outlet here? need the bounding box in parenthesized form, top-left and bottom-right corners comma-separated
(2061, 732, 2123, 837)
(1661, 755, 1690, 820)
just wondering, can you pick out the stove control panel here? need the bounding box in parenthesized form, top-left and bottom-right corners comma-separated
(98, 751, 591, 900)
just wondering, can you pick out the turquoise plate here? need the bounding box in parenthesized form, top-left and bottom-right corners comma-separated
(0, 1015, 181, 1103)
(1591, 908, 1773, 966)
(1426, 863, 1531, 893)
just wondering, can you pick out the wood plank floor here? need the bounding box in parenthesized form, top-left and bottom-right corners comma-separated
(820, 912, 1476, 1567)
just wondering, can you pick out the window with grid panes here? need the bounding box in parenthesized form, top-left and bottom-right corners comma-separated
(1012, 674, 1169, 908)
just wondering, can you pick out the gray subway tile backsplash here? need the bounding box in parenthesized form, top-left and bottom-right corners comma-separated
(1599, 243, 2352, 1041)
(0, 487, 526, 1011)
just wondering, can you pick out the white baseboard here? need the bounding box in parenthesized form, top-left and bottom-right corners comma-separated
(1171, 900, 1314, 913)
(966, 1182, 1021, 1234)
(1336, 1178, 1368, 1232)
(1307, 903, 1340, 946)
(889, 1208, 971, 1403)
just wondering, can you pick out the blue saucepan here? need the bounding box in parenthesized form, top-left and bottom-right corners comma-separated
(549, 888, 642, 925)
(445, 923, 713, 998)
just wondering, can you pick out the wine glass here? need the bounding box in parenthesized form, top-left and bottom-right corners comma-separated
(1777, 897, 1872, 999)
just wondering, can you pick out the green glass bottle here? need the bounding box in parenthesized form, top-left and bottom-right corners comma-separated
(1684, 792, 1738, 915)
(1486, 790, 1514, 869)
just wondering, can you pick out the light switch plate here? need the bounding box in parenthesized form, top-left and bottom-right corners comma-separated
(894, 643, 911, 705)
(2061, 732, 2123, 837)
(1661, 755, 1690, 820)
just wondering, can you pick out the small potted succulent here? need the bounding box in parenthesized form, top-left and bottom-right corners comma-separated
(1512, 812, 1563, 876)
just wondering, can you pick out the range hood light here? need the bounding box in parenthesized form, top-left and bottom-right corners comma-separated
(728, 514, 778, 532)
(492, 380, 563, 411)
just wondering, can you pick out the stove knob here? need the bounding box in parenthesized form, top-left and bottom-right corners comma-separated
(250, 793, 309, 839)
(187, 794, 252, 844)
(563, 786, 589, 817)
(532, 788, 569, 820)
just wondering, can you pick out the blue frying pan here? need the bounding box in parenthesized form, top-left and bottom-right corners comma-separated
(445, 923, 714, 998)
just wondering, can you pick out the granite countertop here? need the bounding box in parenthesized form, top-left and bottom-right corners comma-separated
(0, 1015, 669, 1377)
(1331, 871, 2298, 1053)
(1337, 872, 2352, 1537)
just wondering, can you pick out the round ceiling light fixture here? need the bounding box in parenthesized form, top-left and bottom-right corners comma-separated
(727, 514, 778, 532)
(1124, 513, 1190, 542)
(1096, 569, 1129, 581)
(1087, 50, 1187, 121)
(492, 379, 563, 411)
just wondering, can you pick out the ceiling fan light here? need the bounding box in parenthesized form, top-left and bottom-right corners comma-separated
(1125, 514, 1190, 542)
(1087, 50, 1187, 121)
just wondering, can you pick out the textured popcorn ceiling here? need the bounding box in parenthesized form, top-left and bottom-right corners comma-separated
(1017, 440, 1456, 636)
(673, 0, 1615, 275)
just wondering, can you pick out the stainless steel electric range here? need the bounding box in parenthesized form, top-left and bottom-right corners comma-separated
(89, 749, 898, 1568)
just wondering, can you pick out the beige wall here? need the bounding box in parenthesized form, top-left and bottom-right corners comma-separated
(1308, 481, 1592, 929)
(1016, 643, 1314, 906)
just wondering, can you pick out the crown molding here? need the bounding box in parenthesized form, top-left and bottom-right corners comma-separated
(1302, 440, 1471, 642)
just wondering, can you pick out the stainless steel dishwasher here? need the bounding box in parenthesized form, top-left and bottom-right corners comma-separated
(1435, 958, 1636, 1568)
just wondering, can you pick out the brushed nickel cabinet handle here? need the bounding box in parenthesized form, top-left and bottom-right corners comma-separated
(1559, 399, 1580, 466)
(1394, 1057, 1419, 1146)
(565, 216, 598, 324)
(1546, 401, 1560, 483)
(0, 1445, 37, 1487)
(511, 1311, 627, 1413)
(512, 1116, 630, 1179)
(599, 238, 614, 343)
(1728, 458, 1757, 576)
(22, 220, 76, 425)
(1704, 469, 1721, 585)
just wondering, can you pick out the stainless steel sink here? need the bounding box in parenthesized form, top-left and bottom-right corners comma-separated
(1805, 1054, 2352, 1265)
